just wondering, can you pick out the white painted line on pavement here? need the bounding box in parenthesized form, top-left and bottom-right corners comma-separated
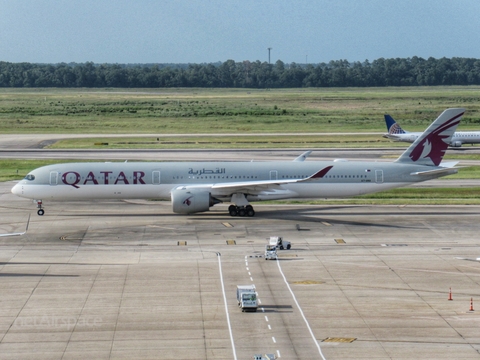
(217, 253, 237, 360)
(276, 259, 327, 360)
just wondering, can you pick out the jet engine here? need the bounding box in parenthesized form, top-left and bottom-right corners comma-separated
(171, 188, 221, 214)
(450, 141, 463, 148)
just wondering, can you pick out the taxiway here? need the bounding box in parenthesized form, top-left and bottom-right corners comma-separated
(1, 181, 480, 359)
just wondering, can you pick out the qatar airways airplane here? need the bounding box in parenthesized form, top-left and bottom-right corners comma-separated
(384, 113, 480, 147)
(11, 108, 465, 217)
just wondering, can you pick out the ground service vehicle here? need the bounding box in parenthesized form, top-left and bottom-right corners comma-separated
(253, 354, 277, 360)
(269, 236, 291, 250)
(265, 244, 277, 260)
(236, 285, 257, 312)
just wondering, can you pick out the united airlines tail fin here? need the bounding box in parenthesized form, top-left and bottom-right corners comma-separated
(395, 108, 465, 166)
(385, 114, 407, 134)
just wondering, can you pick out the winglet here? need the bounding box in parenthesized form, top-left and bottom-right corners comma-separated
(294, 151, 312, 162)
(301, 165, 333, 181)
(395, 108, 465, 166)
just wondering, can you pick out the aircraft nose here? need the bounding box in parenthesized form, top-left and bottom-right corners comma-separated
(11, 183, 22, 196)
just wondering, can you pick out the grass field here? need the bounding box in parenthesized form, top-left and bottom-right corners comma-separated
(1, 87, 480, 135)
(1, 87, 479, 205)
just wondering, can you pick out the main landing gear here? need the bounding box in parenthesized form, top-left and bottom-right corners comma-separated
(36, 200, 44, 216)
(228, 205, 255, 217)
(229, 193, 256, 217)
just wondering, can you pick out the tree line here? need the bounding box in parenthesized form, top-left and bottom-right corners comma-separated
(1, 57, 480, 88)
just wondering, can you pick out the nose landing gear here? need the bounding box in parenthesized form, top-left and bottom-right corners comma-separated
(35, 200, 44, 216)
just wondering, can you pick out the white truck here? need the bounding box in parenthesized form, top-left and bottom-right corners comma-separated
(236, 285, 257, 312)
(264, 244, 277, 260)
(269, 236, 291, 250)
(253, 354, 277, 360)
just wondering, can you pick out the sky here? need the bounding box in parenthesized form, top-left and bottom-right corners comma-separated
(1, 0, 480, 64)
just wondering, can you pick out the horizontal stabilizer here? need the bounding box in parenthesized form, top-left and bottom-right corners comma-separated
(410, 167, 458, 176)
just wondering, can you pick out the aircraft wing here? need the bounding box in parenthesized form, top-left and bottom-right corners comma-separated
(180, 166, 333, 195)
(212, 165, 333, 189)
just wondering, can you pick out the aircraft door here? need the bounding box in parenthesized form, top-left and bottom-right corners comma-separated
(152, 171, 161, 184)
(375, 170, 384, 184)
(269, 170, 278, 180)
(50, 171, 58, 185)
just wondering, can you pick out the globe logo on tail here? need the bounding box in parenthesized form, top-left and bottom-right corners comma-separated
(389, 123, 404, 134)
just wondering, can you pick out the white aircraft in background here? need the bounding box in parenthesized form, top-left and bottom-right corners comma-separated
(12, 108, 465, 217)
(384, 113, 480, 147)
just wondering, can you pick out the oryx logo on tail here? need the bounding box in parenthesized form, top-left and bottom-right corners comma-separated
(395, 108, 465, 166)
(409, 113, 463, 166)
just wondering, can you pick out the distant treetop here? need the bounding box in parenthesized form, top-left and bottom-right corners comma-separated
(1, 57, 479, 88)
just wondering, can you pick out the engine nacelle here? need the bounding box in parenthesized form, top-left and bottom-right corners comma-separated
(171, 188, 220, 214)
(450, 141, 462, 148)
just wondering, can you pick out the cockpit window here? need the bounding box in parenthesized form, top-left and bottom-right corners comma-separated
(25, 174, 35, 181)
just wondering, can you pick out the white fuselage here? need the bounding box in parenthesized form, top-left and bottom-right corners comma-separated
(385, 131, 480, 147)
(11, 160, 452, 203)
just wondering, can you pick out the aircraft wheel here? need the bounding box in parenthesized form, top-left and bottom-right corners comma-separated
(246, 207, 255, 217)
(238, 207, 246, 217)
(229, 205, 238, 217)
(37, 209, 45, 216)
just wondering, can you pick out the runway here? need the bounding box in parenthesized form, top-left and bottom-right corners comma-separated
(0, 133, 385, 150)
(2, 181, 480, 359)
(2, 132, 480, 162)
